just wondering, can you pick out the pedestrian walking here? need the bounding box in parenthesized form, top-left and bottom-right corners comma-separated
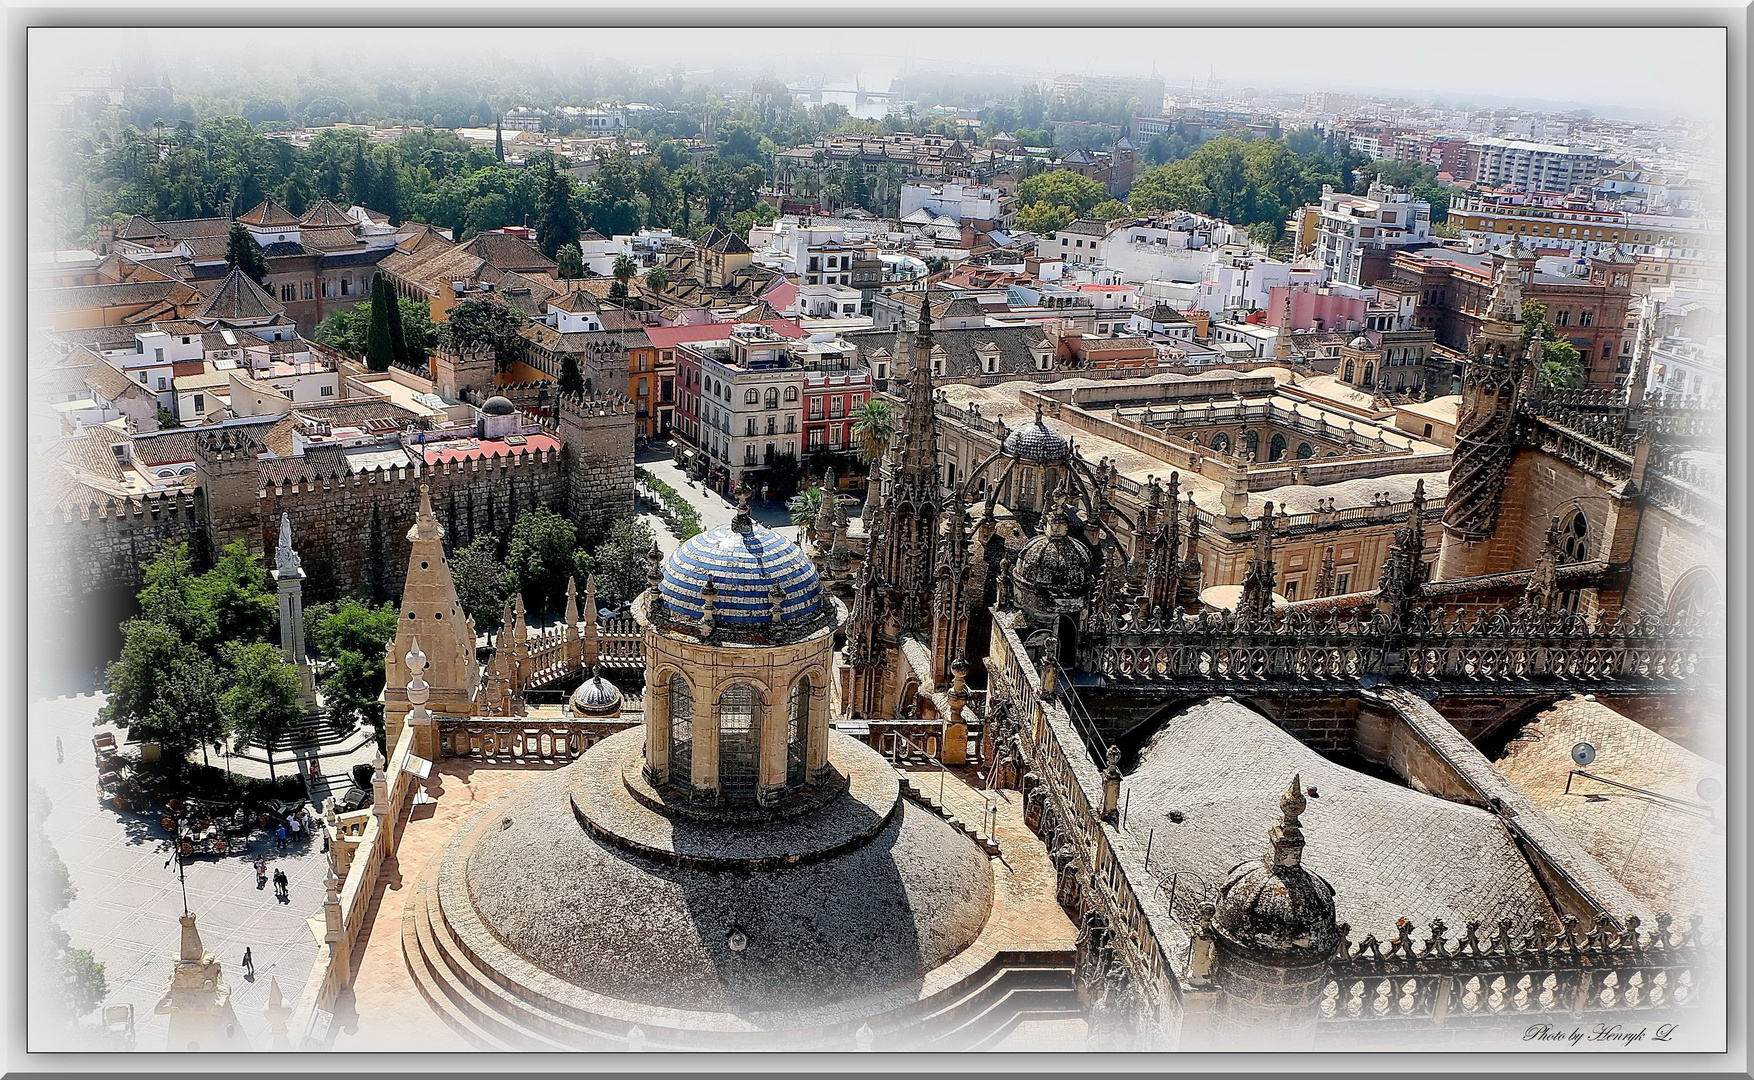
(241, 947, 253, 974)
(289, 816, 301, 844)
(761, 483, 771, 504)
(275, 825, 287, 853)
(273, 868, 288, 899)
(55, 737, 64, 764)
(254, 856, 267, 886)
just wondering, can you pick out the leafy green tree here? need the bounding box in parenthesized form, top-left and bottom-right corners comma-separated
(365, 273, 395, 372)
(607, 280, 629, 304)
(558, 354, 586, 399)
(852, 398, 898, 465)
(193, 540, 278, 648)
(100, 620, 213, 761)
(505, 507, 579, 616)
(224, 222, 268, 284)
(397, 297, 437, 362)
(306, 599, 398, 738)
(451, 536, 514, 634)
(136, 543, 214, 645)
(574, 517, 657, 606)
(442, 296, 525, 371)
(1015, 203, 1073, 234)
(555, 242, 583, 279)
(1089, 198, 1130, 222)
(220, 642, 304, 778)
(156, 406, 181, 430)
(1014, 170, 1109, 225)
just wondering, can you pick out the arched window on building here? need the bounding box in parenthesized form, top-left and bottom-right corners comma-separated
(1296, 442, 1314, 459)
(1559, 510, 1590, 563)
(787, 677, 811, 785)
(1361, 362, 1375, 388)
(1269, 433, 1287, 462)
(1666, 569, 1719, 620)
(745, 387, 759, 405)
(764, 387, 780, 409)
(1244, 430, 1259, 457)
(1342, 359, 1355, 382)
(718, 683, 761, 800)
(784, 386, 799, 402)
(1210, 433, 1231, 454)
(667, 674, 693, 789)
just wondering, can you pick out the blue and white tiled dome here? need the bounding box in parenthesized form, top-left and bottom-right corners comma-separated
(660, 520, 824, 627)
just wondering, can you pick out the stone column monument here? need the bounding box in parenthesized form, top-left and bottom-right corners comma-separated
(273, 513, 318, 712)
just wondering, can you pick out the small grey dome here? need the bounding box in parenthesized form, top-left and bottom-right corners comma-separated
(1350, 335, 1369, 350)
(570, 669, 624, 716)
(1002, 405, 1070, 465)
(481, 395, 516, 416)
(1012, 510, 1092, 603)
(1212, 776, 1340, 957)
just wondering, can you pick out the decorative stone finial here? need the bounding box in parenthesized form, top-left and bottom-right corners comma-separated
(646, 541, 664, 589)
(1270, 773, 1308, 868)
(768, 581, 787, 625)
(732, 486, 754, 532)
(405, 636, 430, 708)
(699, 576, 717, 637)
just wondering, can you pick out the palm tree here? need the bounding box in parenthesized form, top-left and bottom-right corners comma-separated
(788, 485, 824, 543)
(851, 398, 898, 466)
(644, 266, 671, 294)
(612, 254, 637, 286)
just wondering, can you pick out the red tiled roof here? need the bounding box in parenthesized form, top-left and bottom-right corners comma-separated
(418, 431, 561, 466)
(644, 319, 806, 350)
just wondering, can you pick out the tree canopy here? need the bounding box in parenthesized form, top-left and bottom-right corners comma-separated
(441, 296, 526, 370)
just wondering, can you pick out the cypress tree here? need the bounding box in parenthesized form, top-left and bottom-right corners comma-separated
(365, 275, 394, 372)
(383, 276, 410, 366)
(495, 122, 505, 163)
(558, 354, 585, 399)
(225, 222, 268, 285)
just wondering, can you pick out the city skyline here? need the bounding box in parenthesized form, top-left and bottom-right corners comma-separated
(31, 25, 1728, 125)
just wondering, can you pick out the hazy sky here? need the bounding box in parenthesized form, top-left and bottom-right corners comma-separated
(31, 25, 1728, 124)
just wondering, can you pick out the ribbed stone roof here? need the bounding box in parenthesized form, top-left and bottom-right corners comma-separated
(659, 520, 823, 627)
(569, 671, 625, 716)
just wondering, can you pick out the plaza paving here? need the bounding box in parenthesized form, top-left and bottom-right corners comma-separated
(30, 693, 329, 1052)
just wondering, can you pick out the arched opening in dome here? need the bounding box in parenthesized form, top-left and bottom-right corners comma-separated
(668, 674, 694, 789)
(1056, 614, 1079, 667)
(787, 677, 811, 786)
(718, 683, 762, 800)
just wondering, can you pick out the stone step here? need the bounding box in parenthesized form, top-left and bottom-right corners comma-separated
(900, 960, 1078, 1047)
(936, 984, 1083, 1051)
(420, 864, 633, 1050)
(399, 872, 525, 1051)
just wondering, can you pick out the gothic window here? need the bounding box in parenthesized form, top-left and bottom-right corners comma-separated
(787, 678, 811, 785)
(1559, 510, 1590, 563)
(1269, 433, 1288, 462)
(718, 683, 761, 799)
(1296, 442, 1314, 460)
(1666, 569, 1718, 619)
(667, 674, 693, 788)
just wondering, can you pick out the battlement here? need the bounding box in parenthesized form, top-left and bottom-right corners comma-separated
(36, 487, 201, 527)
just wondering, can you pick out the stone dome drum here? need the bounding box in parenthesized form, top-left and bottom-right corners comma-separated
(659, 520, 824, 629)
(1002, 409, 1071, 465)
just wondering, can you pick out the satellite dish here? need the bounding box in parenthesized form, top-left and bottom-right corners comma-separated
(1571, 741, 1597, 767)
(1696, 777, 1723, 803)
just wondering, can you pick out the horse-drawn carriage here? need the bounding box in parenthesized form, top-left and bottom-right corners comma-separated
(159, 797, 255, 857)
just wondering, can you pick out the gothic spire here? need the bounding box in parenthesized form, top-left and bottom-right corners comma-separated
(1269, 774, 1308, 868)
